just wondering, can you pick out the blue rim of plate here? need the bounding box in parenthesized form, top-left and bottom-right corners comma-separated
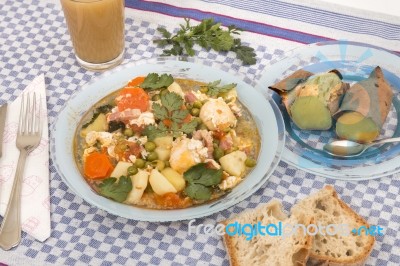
(50, 57, 285, 221)
(255, 41, 400, 180)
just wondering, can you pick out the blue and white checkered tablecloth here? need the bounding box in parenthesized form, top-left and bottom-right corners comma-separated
(0, 0, 400, 265)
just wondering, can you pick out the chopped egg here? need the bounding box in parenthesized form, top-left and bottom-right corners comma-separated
(129, 155, 137, 163)
(200, 97, 237, 131)
(129, 112, 155, 127)
(219, 176, 242, 190)
(169, 137, 208, 174)
(83, 147, 97, 161)
(85, 131, 115, 147)
(192, 91, 208, 101)
(167, 82, 184, 97)
(128, 135, 148, 145)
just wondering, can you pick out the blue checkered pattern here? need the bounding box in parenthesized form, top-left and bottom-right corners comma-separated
(0, 1, 399, 266)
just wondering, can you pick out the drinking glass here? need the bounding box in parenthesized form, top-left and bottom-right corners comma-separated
(60, 0, 125, 71)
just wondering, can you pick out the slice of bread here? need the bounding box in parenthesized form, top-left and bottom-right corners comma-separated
(221, 200, 314, 266)
(292, 186, 375, 266)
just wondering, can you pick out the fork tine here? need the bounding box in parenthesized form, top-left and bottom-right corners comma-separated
(25, 94, 30, 134)
(38, 94, 42, 136)
(31, 93, 36, 134)
(18, 94, 25, 135)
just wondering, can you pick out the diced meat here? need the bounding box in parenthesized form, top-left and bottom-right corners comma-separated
(193, 129, 214, 158)
(219, 133, 233, 151)
(107, 108, 141, 122)
(185, 91, 197, 104)
(126, 142, 142, 157)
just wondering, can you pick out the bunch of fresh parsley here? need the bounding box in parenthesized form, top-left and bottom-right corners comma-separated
(154, 18, 256, 65)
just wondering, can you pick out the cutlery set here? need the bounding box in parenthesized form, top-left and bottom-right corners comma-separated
(0, 94, 42, 250)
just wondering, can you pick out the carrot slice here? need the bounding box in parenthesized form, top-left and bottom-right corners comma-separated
(117, 87, 150, 112)
(163, 119, 173, 127)
(84, 152, 114, 179)
(127, 76, 145, 87)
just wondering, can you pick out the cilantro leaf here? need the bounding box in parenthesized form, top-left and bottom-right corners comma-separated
(202, 80, 237, 97)
(160, 92, 183, 112)
(183, 163, 223, 200)
(170, 121, 180, 132)
(152, 103, 169, 120)
(158, 122, 168, 131)
(144, 91, 199, 140)
(184, 183, 211, 201)
(157, 27, 171, 39)
(180, 119, 198, 134)
(108, 121, 125, 132)
(232, 39, 257, 65)
(171, 109, 189, 123)
(97, 176, 132, 203)
(142, 124, 167, 141)
(184, 163, 206, 182)
(184, 163, 222, 186)
(154, 18, 256, 65)
(82, 104, 113, 128)
(141, 73, 174, 90)
(196, 168, 223, 186)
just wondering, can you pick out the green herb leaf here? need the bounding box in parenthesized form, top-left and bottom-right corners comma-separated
(142, 124, 166, 141)
(108, 121, 125, 133)
(152, 103, 169, 120)
(141, 73, 174, 90)
(180, 119, 198, 134)
(232, 39, 257, 65)
(170, 121, 180, 132)
(153, 18, 256, 65)
(145, 91, 198, 140)
(184, 163, 222, 186)
(196, 168, 223, 186)
(184, 183, 212, 200)
(184, 163, 206, 182)
(96, 104, 113, 114)
(97, 176, 132, 203)
(82, 104, 113, 128)
(157, 27, 172, 39)
(202, 80, 237, 97)
(158, 122, 168, 131)
(171, 109, 189, 123)
(160, 92, 183, 112)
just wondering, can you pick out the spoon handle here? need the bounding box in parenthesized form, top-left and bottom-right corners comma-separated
(370, 137, 400, 147)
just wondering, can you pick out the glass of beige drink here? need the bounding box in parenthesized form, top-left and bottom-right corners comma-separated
(60, 0, 125, 71)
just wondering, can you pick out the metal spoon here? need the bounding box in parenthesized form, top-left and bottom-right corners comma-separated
(323, 137, 400, 157)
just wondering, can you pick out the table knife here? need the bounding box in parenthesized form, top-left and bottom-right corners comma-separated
(0, 103, 7, 158)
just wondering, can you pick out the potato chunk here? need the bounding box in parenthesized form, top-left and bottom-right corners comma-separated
(154, 135, 174, 149)
(219, 151, 247, 177)
(149, 169, 177, 196)
(161, 167, 186, 192)
(125, 170, 149, 204)
(81, 113, 108, 137)
(110, 161, 133, 178)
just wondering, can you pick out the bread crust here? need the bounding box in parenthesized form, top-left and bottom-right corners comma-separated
(221, 200, 314, 266)
(221, 187, 375, 266)
(305, 186, 375, 266)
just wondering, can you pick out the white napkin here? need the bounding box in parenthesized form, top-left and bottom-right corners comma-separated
(0, 74, 50, 242)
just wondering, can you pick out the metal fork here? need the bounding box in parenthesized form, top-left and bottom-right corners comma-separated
(0, 93, 42, 250)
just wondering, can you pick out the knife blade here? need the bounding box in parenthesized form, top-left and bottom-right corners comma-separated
(0, 103, 7, 158)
